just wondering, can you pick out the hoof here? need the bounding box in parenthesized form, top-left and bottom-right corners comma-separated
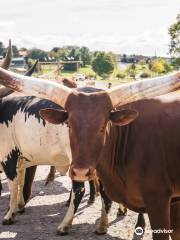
(88, 197, 95, 205)
(95, 226, 108, 235)
(94, 229, 107, 235)
(45, 180, 49, 186)
(18, 204, 25, 214)
(2, 218, 15, 225)
(56, 227, 69, 236)
(117, 207, 127, 217)
(18, 208, 25, 214)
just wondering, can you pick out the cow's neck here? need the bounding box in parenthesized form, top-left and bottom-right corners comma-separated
(97, 122, 129, 204)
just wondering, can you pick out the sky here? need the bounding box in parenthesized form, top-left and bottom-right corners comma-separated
(0, 0, 179, 56)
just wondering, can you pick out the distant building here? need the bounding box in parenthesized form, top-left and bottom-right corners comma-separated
(116, 54, 152, 64)
(10, 57, 27, 73)
(11, 57, 26, 68)
(61, 60, 81, 71)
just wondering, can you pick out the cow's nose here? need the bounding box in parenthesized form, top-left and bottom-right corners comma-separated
(71, 167, 91, 181)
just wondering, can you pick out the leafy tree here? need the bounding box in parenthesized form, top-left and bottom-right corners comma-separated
(12, 45, 18, 57)
(151, 59, 165, 74)
(28, 48, 48, 61)
(108, 51, 117, 66)
(169, 14, 180, 68)
(0, 42, 5, 56)
(171, 57, 180, 69)
(0, 42, 18, 57)
(92, 52, 115, 77)
(169, 14, 180, 56)
(162, 60, 173, 72)
(79, 46, 92, 66)
(68, 48, 80, 61)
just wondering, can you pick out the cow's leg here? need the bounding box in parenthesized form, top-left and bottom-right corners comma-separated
(0, 180, 2, 196)
(56, 181, 85, 235)
(23, 166, 37, 204)
(45, 166, 56, 185)
(65, 189, 72, 207)
(17, 167, 26, 213)
(88, 180, 96, 204)
(117, 203, 127, 216)
(145, 195, 171, 240)
(0, 174, 2, 196)
(94, 174, 100, 196)
(2, 177, 18, 225)
(95, 181, 112, 235)
(171, 202, 180, 240)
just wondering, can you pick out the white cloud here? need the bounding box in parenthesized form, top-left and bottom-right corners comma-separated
(0, 0, 179, 56)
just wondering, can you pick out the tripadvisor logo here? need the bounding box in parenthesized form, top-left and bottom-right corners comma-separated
(135, 227, 144, 236)
(134, 227, 173, 236)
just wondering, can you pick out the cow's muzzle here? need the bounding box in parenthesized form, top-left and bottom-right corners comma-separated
(69, 167, 95, 182)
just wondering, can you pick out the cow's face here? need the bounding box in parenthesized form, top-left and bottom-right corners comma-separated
(40, 91, 138, 181)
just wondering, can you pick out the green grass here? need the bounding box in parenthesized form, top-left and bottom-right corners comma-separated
(36, 63, 170, 83)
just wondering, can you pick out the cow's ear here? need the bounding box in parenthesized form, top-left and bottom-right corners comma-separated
(110, 109, 138, 126)
(39, 108, 68, 124)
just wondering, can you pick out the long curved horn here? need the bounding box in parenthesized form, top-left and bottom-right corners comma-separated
(1, 40, 12, 70)
(25, 60, 38, 76)
(0, 40, 14, 98)
(107, 72, 180, 108)
(0, 60, 41, 98)
(0, 67, 73, 107)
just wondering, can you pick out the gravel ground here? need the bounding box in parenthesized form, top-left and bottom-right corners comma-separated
(0, 166, 152, 240)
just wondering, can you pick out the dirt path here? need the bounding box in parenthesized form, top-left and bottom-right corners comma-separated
(0, 166, 152, 240)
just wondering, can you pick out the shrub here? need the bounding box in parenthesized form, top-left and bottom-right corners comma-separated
(140, 71, 151, 78)
(116, 71, 126, 80)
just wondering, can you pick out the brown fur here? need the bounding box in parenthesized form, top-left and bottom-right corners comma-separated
(63, 90, 180, 240)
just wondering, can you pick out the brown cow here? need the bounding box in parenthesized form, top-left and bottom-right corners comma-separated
(0, 67, 180, 240)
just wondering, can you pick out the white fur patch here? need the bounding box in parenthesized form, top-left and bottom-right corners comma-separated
(0, 110, 71, 174)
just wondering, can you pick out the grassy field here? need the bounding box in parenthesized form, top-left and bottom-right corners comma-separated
(39, 64, 127, 83)
(38, 63, 166, 84)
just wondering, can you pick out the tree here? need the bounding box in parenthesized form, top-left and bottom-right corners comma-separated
(79, 47, 92, 66)
(151, 59, 165, 74)
(68, 48, 80, 61)
(169, 14, 180, 56)
(92, 52, 115, 77)
(171, 57, 180, 69)
(169, 14, 180, 69)
(12, 45, 18, 57)
(28, 48, 48, 61)
(0, 42, 5, 56)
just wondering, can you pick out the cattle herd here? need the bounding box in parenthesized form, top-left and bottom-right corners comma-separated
(0, 41, 180, 240)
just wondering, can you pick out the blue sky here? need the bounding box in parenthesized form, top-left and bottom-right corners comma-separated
(0, 0, 179, 56)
